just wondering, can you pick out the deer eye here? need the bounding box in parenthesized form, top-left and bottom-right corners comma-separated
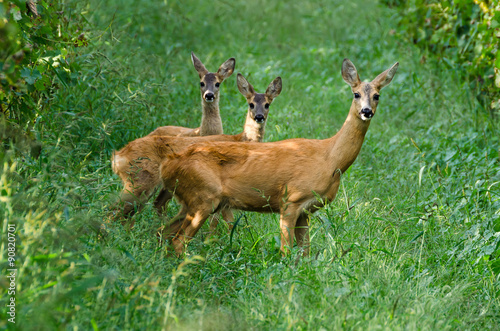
(215, 82, 220, 88)
(374, 94, 380, 101)
(249, 103, 254, 109)
(200, 82, 205, 87)
(264, 103, 270, 109)
(354, 93, 361, 99)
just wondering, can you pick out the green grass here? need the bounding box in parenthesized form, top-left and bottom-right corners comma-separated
(1, 0, 499, 330)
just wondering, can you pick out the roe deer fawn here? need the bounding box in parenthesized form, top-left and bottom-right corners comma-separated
(111, 74, 282, 222)
(148, 52, 235, 137)
(160, 59, 399, 256)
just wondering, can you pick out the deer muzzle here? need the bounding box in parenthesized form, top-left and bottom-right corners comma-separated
(360, 108, 374, 120)
(254, 114, 265, 123)
(204, 92, 215, 103)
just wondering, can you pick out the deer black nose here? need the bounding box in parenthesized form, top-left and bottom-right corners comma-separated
(254, 114, 265, 123)
(361, 108, 373, 118)
(205, 92, 215, 101)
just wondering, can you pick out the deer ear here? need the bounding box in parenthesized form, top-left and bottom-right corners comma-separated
(341, 58, 361, 87)
(191, 52, 209, 78)
(237, 73, 255, 98)
(371, 62, 399, 90)
(217, 58, 235, 80)
(266, 76, 282, 100)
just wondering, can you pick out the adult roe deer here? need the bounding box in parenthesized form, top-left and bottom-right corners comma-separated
(148, 52, 235, 137)
(111, 74, 282, 222)
(160, 59, 399, 256)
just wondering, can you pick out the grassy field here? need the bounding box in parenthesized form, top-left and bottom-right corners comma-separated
(1, 0, 499, 329)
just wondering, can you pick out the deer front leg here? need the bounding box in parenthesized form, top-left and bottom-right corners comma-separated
(279, 205, 301, 255)
(295, 212, 310, 256)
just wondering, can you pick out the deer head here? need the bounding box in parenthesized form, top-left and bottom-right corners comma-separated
(342, 59, 399, 121)
(237, 73, 282, 124)
(192, 52, 235, 103)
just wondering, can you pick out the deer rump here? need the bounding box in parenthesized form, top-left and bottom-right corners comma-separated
(162, 137, 339, 215)
(113, 134, 249, 197)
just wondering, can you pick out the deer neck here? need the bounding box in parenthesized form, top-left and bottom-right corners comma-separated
(241, 111, 266, 142)
(328, 102, 371, 173)
(199, 98, 223, 136)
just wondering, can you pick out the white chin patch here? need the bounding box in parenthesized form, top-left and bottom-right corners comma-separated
(360, 114, 372, 121)
(205, 98, 214, 103)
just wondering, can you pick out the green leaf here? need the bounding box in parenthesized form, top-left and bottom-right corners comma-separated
(11, 6, 22, 21)
(20, 68, 42, 85)
(34, 75, 50, 91)
(411, 231, 424, 243)
(419, 166, 426, 187)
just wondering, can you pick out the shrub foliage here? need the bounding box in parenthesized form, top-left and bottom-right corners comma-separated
(386, 0, 500, 115)
(0, 0, 87, 151)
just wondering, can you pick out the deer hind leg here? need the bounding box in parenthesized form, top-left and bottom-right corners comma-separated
(295, 212, 310, 257)
(112, 171, 157, 226)
(171, 201, 219, 256)
(221, 209, 235, 231)
(208, 208, 234, 234)
(158, 204, 188, 241)
(208, 213, 221, 234)
(153, 189, 173, 216)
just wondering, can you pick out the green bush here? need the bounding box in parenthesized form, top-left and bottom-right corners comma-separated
(0, 0, 88, 152)
(386, 0, 500, 115)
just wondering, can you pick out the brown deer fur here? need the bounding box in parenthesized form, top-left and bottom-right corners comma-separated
(160, 59, 399, 256)
(111, 74, 282, 222)
(148, 52, 235, 137)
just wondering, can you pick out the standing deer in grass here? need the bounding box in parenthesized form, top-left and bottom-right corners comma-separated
(148, 52, 235, 137)
(161, 59, 399, 256)
(111, 74, 282, 222)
